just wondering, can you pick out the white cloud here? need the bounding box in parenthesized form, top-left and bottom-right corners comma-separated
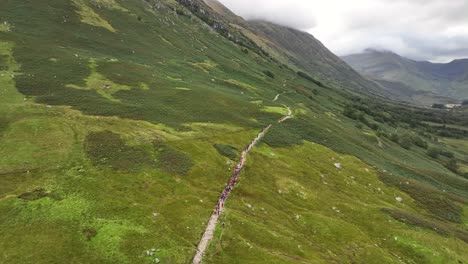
(218, 0, 468, 62)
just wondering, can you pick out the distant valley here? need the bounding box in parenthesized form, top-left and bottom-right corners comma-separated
(342, 49, 468, 105)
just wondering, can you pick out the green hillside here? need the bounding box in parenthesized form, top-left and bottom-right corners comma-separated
(0, 0, 467, 263)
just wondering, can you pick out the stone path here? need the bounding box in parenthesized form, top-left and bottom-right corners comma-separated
(192, 108, 292, 264)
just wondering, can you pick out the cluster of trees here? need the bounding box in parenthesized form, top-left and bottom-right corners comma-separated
(343, 105, 381, 131)
(342, 98, 465, 176)
(426, 146, 454, 159)
(296, 71, 326, 88)
(344, 97, 468, 139)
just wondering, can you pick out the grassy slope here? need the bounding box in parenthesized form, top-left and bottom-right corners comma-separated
(0, 0, 466, 263)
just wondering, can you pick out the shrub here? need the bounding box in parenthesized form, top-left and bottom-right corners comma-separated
(296, 71, 325, 87)
(427, 147, 440, 159)
(462, 173, 468, 180)
(445, 159, 458, 173)
(263, 70, 275, 79)
(440, 150, 454, 158)
(85, 131, 156, 172)
(399, 134, 413, 149)
(389, 133, 399, 143)
(155, 142, 193, 175)
(343, 106, 359, 120)
(213, 144, 238, 160)
(369, 123, 379, 130)
(412, 136, 428, 149)
(379, 173, 463, 223)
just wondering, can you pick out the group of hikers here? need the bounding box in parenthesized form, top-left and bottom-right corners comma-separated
(213, 126, 271, 216)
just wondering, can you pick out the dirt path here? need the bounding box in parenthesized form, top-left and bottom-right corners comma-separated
(279, 105, 292, 123)
(192, 109, 292, 264)
(273, 93, 281, 102)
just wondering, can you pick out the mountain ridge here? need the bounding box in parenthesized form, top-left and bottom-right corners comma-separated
(343, 49, 468, 104)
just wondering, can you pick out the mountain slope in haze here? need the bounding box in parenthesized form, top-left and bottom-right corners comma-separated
(202, 0, 395, 98)
(343, 49, 468, 104)
(0, 0, 467, 263)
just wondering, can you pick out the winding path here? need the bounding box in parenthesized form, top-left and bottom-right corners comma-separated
(192, 107, 292, 264)
(273, 93, 281, 102)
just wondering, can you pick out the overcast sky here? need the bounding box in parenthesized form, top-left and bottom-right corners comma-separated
(217, 0, 468, 62)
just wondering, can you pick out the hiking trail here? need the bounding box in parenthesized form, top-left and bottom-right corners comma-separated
(192, 107, 292, 264)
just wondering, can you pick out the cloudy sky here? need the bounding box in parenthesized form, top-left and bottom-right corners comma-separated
(218, 0, 468, 62)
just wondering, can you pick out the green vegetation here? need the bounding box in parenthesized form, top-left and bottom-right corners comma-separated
(213, 144, 238, 160)
(0, 0, 466, 263)
(263, 70, 275, 79)
(297, 71, 326, 88)
(85, 131, 157, 172)
(155, 142, 193, 175)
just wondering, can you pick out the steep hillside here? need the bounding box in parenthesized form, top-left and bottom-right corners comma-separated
(0, 0, 467, 263)
(343, 49, 468, 104)
(202, 0, 391, 97)
(247, 21, 386, 94)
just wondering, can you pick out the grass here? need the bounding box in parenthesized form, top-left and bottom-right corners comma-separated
(262, 106, 289, 115)
(72, 0, 117, 32)
(382, 208, 468, 243)
(67, 59, 132, 101)
(222, 79, 257, 93)
(204, 141, 468, 263)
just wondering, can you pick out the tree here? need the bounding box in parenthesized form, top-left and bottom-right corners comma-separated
(427, 147, 440, 159)
(399, 134, 413, 149)
(412, 136, 428, 149)
(263, 70, 275, 79)
(390, 133, 399, 143)
(440, 150, 454, 158)
(462, 100, 468, 105)
(297, 71, 325, 87)
(446, 159, 458, 173)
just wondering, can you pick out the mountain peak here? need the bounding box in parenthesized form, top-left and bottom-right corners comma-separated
(364, 48, 397, 56)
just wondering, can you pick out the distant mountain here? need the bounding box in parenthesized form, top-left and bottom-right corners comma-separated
(342, 49, 468, 105)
